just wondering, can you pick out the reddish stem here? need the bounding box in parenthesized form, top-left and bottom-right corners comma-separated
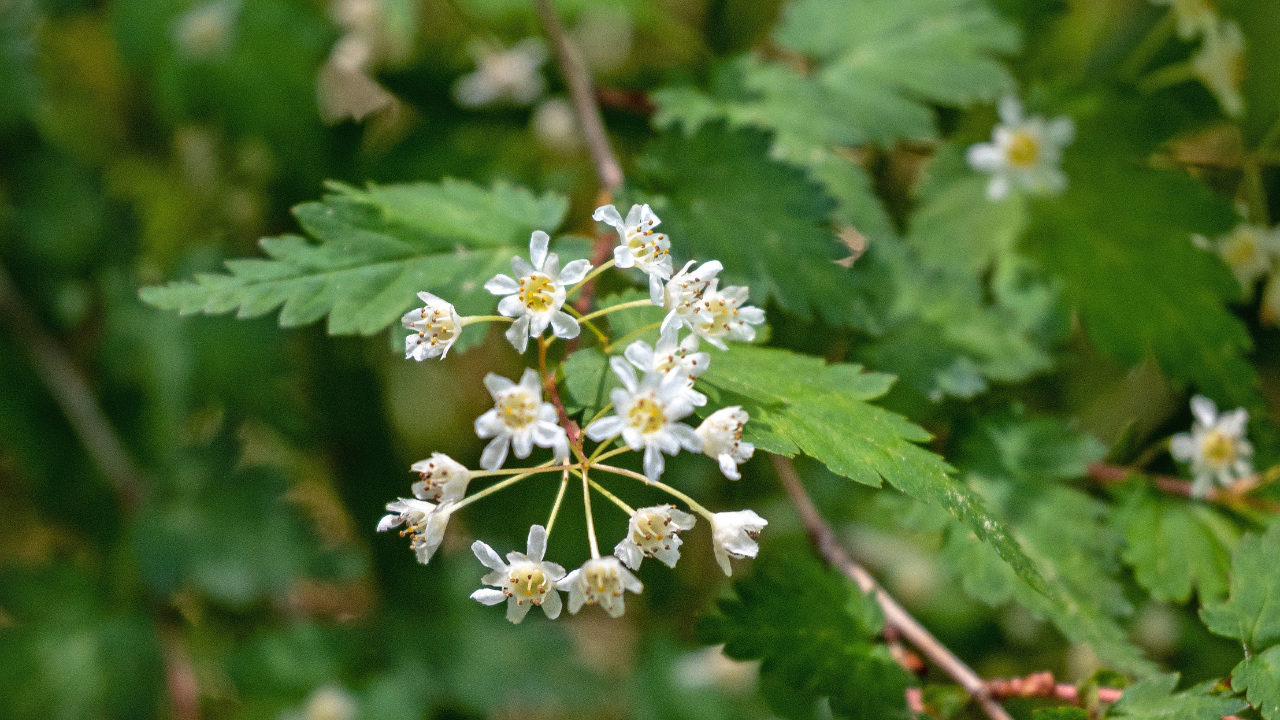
(1087, 462, 1280, 512)
(538, 336, 579, 446)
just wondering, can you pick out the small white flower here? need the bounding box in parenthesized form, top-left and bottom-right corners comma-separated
(584, 358, 702, 482)
(966, 95, 1075, 200)
(453, 38, 547, 108)
(486, 231, 592, 353)
(659, 260, 723, 333)
(1193, 19, 1246, 118)
(556, 556, 643, 617)
(689, 282, 767, 351)
(1207, 223, 1280, 295)
(474, 368, 569, 470)
(1170, 395, 1254, 497)
(710, 510, 767, 576)
(172, 0, 240, 60)
(592, 203, 674, 302)
(1150, 0, 1217, 39)
(410, 452, 471, 504)
(377, 498, 454, 564)
(614, 504, 698, 570)
(402, 291, 463, 361)
(697, 407, 754, 481)
(624, 324, 709, 407)
(470, 525, 567, 623)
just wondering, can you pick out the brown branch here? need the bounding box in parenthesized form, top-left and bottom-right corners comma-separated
(162, 627, 201, 720)
(538, 336, 579, 446)
(595, 86, 655, 116)
(532, 0, 624, 192)
(0, 261, 145, 510)
(771, 455, 1015, 720)
(987, 672, 1244, 720)
(1087, 462, 1280, 513)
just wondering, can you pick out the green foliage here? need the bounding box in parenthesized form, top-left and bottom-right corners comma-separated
(140, 180, 568, 339)
(1104, 675, 1246, 720)
(699, 540, 911, 720)
(1034, 709, 1089, 720)
(1235, 646, 1280, 720)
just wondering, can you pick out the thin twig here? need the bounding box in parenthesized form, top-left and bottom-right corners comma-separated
(1087, 462, 1280, 513)
(771, 455, 1014, 720)
(538, 336, 579, 445)
(0, 261, 145, 510)
(162, 626, 201, 720)
(986, 672, 1244, 720)
(532, 0, 623, 192)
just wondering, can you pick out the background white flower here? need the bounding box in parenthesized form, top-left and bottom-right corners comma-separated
(614, 504, 697, 570)
(452, 38, 547, 108)
(593, 203, 674, 302)
(1170, 395, 1254, 497)
(584, 358, 702, 481)
(486, 230, 591, 353)
(966, 95, 1074, 200)
(1150, 0, 1217, 39)
(1207, 223, 1280, 295)
(557, 556, 643, 617)
(377, 498, 453, 564)
(410, 452, 471, 504)
(624, 325, 709, 407)
(470, 525, 566, 623)
(1193, 18, 1245, 118)
(710, 510, 767, 576)
(474, 368, 569, 470)
(402, 291, 462, 361)
(690, 283, 766, 350)
(697, 407, 754, 480)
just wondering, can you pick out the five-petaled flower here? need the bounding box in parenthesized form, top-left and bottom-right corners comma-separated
(593, 203, 674, 302)
(614, 504, 697, 570)
(584, 357, 703, 482)
(1170, 395, 1254, 497)
(474, 368, 570, 470)
(377, 498, 454, 564)
(470, 525, 567, 623)
(557, 555, 643, 617)
(624, 325, 709, 407)
(1204, 223, 1280, 295)
(690, 282, 766, 350)
(486, 230, 592, 353)
(966, 95, 1074, 200)
(410, 452, 471, 504)
(402, 291, 463, 361)
(697, 407, 754, 481)
(710, 510, 767, 576)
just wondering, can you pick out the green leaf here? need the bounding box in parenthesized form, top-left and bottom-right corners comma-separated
(1112, 485, 1239, 604)
(561, 347, 616, 418)
(1034, 709, 1089, 720)
(696, 346, 1054, 600)
(1105, 675, 1246, 720)
(140, 180, 568, 340)
(634, 123, 869, 328)
(1200, 523, 1280, 649)
(1234, 645, 1280, 720)
(699, 540, 911, 720)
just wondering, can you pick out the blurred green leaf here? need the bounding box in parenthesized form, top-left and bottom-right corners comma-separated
(1200, 523, 1280, 648)
(1104, 674, 1246, 720)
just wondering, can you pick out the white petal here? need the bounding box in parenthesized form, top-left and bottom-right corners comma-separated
(610, 356, 639, 392)
(512, 255, 536, 278)
(614, 243, 635, 268)
(643, 444, 665, 481)
(615, 539, 643, 570)
(471, 588, 508, 606)
(550, 311, 580, 339)
(1045, 116, 1075, 146)
(485, 274, 520, 295)
(648, 273, 664, 305)
(480, 436, 509, 470)
(505, 316, 532, 353)
(472, 541, 507, 571)
(586, 415, 625, 440)
(1190, 395, 1218, 426)
(497, 294, 526, 318)
(526, 525, 547, 562)
(718, 453, 742, 480)
(512, 430, 534, 458)
(669, 423, 703, 452)
(625, 341, 655, 371)
(541, 588, 562, 619)
(986, 174, 1011, 200)
(1218, 408, 1249, 435)
(507, 597, 534, 623)
(559, 259, 592, 286)
(376, 513, 402, 532)
(519, 367, 542, 394)
(529, 230, 550, 269)
(593, 203, 624, 229)
(1170, 433, 1196, 462)
(483, 373, 516, 397)
(998, 95, 1023, 125)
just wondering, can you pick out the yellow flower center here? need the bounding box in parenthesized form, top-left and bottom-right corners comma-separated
(628, 397, 666, 435)
(583, 564, 623, 599)
(510, 566, 547, 598)
(1006, 131, 1040, 169)
(1201, 430, 1236, 466)
(498, 392, 539, 429)
(519, 274, 557, 313)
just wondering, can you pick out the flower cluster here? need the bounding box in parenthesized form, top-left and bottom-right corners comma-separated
(966, 95, 1074, 201)
(379, 203, 769, 622)
(1171, 395, 1254, 497)
(1145, 0, 1246, 117)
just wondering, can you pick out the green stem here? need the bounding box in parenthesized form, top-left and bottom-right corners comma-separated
(593, 462, 714, 519)
(565, 258, 616, 300)
(1119, 12, 1175, 81)
(545, 469, 572, 538)
(582, 464, 601, 558)
(460, 315, 514, 325)
(588, 477, 636, 515)
(467, 462, 561, 479)
(450, 463, 562, 512)
(584, 403, 615, 432)
(589, 440, 628, 464)
(577, 299, 655, 325)
(1137, 61, 1196, 95)
(603, 321, 663, 353)
(563, 304, 609, 344)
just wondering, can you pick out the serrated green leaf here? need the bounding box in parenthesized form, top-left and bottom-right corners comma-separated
(1112, 485, 1239, 604)
(561, 347, 615, 419)
(140, 180, 569, 340)
(634, 123, 869, 328)
(1200, 524, 1280, 648)
(699, 541, 911, 720)
(1034, 709, 1089, 720)
(1105, 675, 1246, 720)
(1234, 645, 1280, 720)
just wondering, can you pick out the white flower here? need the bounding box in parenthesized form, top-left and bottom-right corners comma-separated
(689, 282, 767, 351)
(966, 95, 1075, 200)
(485, 231, 592, 353)
(1207, 223, 1280, 295)
(710, 510, 767, 576)
(1170, 395, 1254, 497)
(470, 525, 566, 623)
(592, 203, 674, 302)
(624, 324, 709, 407)
(1193, 19, 1246, 118)
(659, 260, 723, 333)
(697, 407, 754, 481)
(474, 368, 569, 470)
(584, 358, 702, 481)
(453, 38, 547, 108)
(377, 498, 454, 564)
(1150, 0, 1217, 39)
(556, 556, 643, 617)
(614, 504, 698, 570)
(410, 452, 471, 504)
(172, 0, 240, 60)
(402, 291, 463, 361)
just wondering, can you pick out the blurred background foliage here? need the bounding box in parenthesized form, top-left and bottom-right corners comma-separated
(1, 0, 1279, 718)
